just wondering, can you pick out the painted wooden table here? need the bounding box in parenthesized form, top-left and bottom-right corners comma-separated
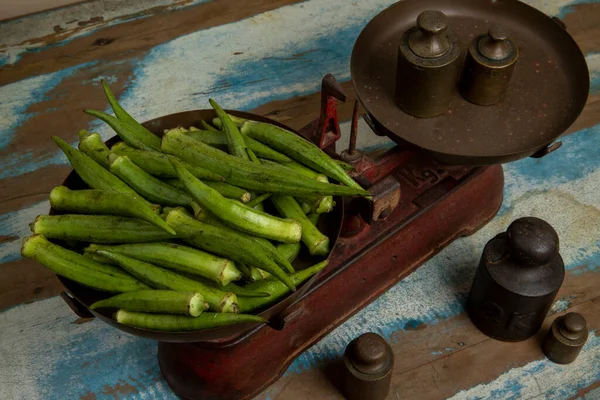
(1, 0, 599, 399)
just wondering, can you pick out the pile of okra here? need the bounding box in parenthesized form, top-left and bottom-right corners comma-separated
(21, 81, 370, 332)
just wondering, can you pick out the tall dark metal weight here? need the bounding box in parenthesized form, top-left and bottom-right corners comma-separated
(467, 217, 565, 341)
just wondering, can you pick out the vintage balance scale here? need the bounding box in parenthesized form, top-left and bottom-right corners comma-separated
(57, 0, 589, 399)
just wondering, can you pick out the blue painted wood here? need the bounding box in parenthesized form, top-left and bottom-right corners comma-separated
(0, 0, 599, 399)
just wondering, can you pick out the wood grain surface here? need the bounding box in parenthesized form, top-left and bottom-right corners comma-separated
(0, 0, 599, 399)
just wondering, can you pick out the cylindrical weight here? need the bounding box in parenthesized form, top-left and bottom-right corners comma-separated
(467, 217, 565, 341)
(395, 10, 461, 117)
(342, 333, 394, 400)
(542, 312, 588, 364)
(460, 25, 519, 105)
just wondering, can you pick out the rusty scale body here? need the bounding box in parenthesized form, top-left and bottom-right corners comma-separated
(342, 333, 394, 400)
(543, 312, 589, 364)
(460, 25, 519, 105)
(395, 10, 461, 118)
(467, 217, 565, 342)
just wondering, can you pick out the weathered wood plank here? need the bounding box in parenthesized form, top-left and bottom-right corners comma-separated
(0, 0, 304, 85)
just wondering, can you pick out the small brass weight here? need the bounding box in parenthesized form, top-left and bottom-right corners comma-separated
(460, 25, 519, 105)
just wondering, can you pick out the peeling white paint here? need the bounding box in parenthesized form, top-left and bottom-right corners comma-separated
(0, 0, 210, 65)
(448, 332, 600, 400)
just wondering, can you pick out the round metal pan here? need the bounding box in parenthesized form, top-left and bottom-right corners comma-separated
(54, 110, 344, 343)
(351, 0, 589, 165)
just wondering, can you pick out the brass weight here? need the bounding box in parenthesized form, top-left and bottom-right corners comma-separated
(395, 10, 461, 118)
(460, 25, 519, 106)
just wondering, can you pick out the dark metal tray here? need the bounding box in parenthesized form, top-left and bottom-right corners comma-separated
(55, 109, 343, 343)
(351, 0, 589, 165)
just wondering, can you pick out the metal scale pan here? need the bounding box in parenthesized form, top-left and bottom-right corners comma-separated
(351, 0, 589, 165)
(55, 109, 344, 343)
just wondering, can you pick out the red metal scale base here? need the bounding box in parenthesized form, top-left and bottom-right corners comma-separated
(157, 75, 505, 400)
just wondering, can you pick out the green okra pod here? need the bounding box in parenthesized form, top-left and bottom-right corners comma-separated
(335, 159, 353, 171)
(31, 215, 179, 243)
(100, 80, 163, 151)
(209, 99, 249, 160)
(200, 120, 218, 131)
(21, 235, 149, 293)
(78, 130, 111, 168)
(180, 273, 269, 298)
(237, 260, 327, 313)
(261, 154, 334, 213)
(84, 250, 116, 265)
(246, 193, 272, 209)
(212, 113, 247, 128)
(166, 179, 251, 203)
(96, 250, 238, 313)
(109, 154, 193, 206)
(91, 290, 208, 317)
(186, 130, 291, 163)
(241, 120, 365, 191)
(161, 131, 370, 197)
(172, 161, 302, 243)
(86, 242, 241, 286)
(192, 207, 295, 274)
(271, 195, 330, 256)
(52, 136, 137, 195)
(111, 142, 223, 181)
(276, 242, 302, 263)
(165, 208, 296, 291)
(85, 109, 161, 152)
(21, 234, 131, 279)
(49, 186, 175, 235)
(115, 310, 265, 332)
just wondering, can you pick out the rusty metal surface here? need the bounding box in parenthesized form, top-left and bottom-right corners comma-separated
(157, 163, 505, 400)
(466, 217, 565, 342)
(351, 0, 589, 165)
(54, 109, 344, 343)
